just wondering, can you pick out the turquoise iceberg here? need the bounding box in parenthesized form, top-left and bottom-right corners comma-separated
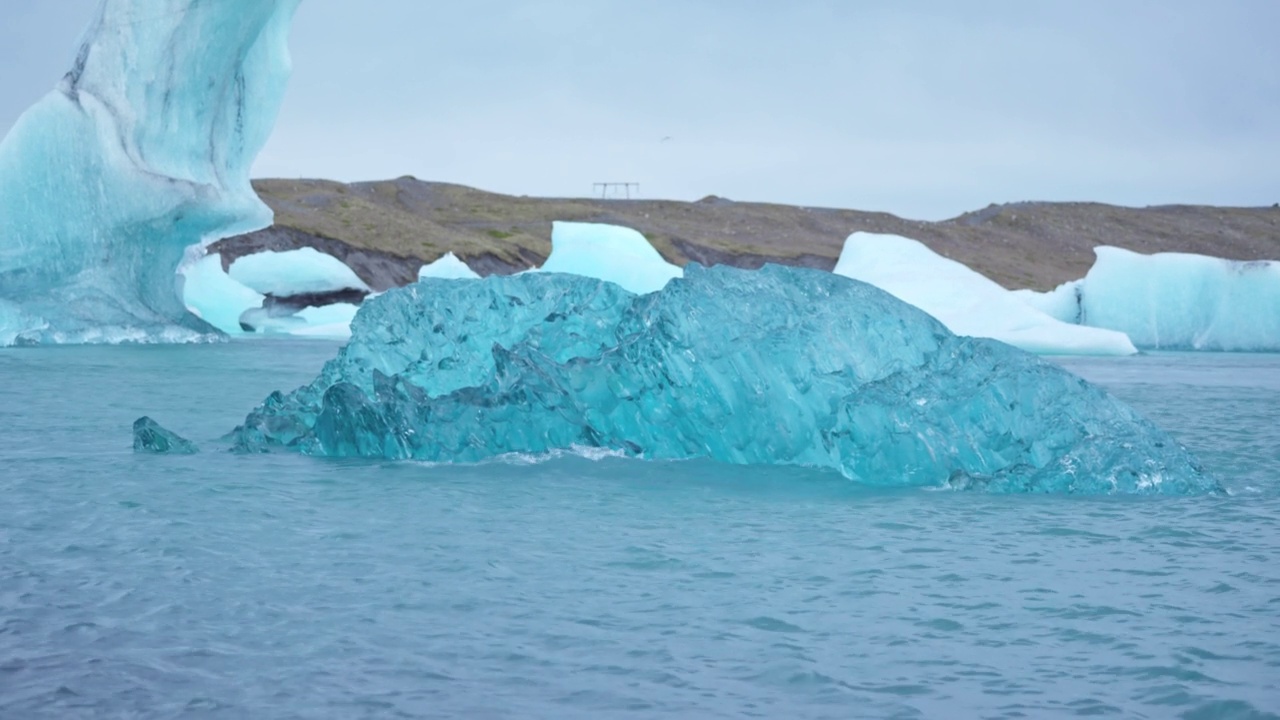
(233, 265, 1217, 494)
(0, 0, 300, 346)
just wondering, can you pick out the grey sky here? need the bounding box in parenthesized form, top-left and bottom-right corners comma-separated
(3, 1, 1278, 219)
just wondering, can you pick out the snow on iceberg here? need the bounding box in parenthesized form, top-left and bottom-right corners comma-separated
(231, 265, 1214, 495)
(1019, 247, 1280, 352)
(536, 222, 682, 294)
(230, 248, 370, 297)
(418, 252, 481, 281)
(834, 233, 1137, 356)
(0, 0, 300, 346)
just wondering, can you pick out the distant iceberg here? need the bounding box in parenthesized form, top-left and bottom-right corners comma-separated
(230, 248, 370, 297)
(536, 222, 682, 294)
(418, 252, 481, 281)
(181, 250, 358, 339)
(1019, 247, 1280, 351)
(232, 265, 1214, 495)
(834, 233, 1137, 356)
(0, 0, 300, 346)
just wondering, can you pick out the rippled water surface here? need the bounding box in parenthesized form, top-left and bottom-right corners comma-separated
(2, 343, 1278, 719)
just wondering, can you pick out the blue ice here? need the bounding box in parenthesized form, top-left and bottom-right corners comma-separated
(0, 0, 300, 346)
(233, 265, 1216, 495)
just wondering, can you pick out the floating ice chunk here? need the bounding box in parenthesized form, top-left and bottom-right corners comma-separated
(230, 248, 370, 296)
(418, 252, 481, 281)
(231, 265, 1213, 495)
(133, 417, 198, 455)
(0, 0, 300, 346)
(537, 222, 682, 294)
(1066, 247, 1280, 351)
(179, 254, 264, 335)
(834, 233, 1136, 356)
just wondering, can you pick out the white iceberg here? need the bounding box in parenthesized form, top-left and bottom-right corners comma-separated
(537, 222, 683, 294)
(418, 252, 481, 281)
(0, 0, 301, 346)
(834, 233, 1137, 356)
(230, 248, 369, 296)
(1020, 246, 1280, 351)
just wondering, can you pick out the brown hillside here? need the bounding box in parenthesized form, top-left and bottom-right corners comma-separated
(208, 177, 1280, 292)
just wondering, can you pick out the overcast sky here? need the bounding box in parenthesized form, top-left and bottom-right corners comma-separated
(3, 1, 1278, 219)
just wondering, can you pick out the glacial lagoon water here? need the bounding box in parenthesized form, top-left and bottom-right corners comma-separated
(1, 341, 1278, 719)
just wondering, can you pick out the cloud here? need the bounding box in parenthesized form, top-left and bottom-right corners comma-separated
(5, 0, 1279, 217)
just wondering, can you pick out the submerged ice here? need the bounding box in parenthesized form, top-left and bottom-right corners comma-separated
(232, 265, 1215, 495)
(0, 0, 300, 346)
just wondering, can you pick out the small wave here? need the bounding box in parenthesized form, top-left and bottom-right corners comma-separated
(408, 445, 637, 470)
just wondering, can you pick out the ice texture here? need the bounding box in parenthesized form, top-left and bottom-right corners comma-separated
(536, 222, 682, 294)
(0, 0, 300, 346)
(1020, 247, 1280, 351)
(230, 248, 370, 296)
(835, 234, 1137, 356)
(232, 265, 1214, 495)
(133, 417, 198, 455)
(419, 253, 481, 281)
